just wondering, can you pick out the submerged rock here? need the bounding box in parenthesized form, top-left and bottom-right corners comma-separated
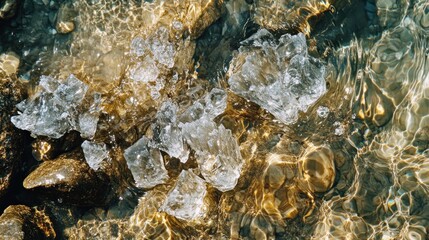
(0, 52, 20, 76)
(252, 0, 331, 34)
(228, 29, 326, 124)
(23, 154, 111, 206)
(299, 146, 336, 193)
(160, 170, 207, 221)
(0, 205, 56, 240)
(0, 75, 26, 201)
(0, 0, 18, 20)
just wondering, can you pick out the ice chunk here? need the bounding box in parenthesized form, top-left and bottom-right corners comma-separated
(151, 100, 189, 163)
(124, 136, 169, 189)
(228, 30, 326, 124)
(160, 170, 207, 221)
(203, 88, 227, 119)
(54, 74, 88, 106)
(130, 37, 145, 57)
(81, 141, 109, 171)
(148, 27, 175, 68)
(178, 88, 227, 124)
(181, 118, 243, 192)
(129, 56, 159, 84)
(130, 28, 175, 68)
(11, 74, 99, 139)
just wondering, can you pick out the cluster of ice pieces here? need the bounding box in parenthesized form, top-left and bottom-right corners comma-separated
(81, 141, 109, 171)
(11, 75, 100, 139)
(129, 27, 176, 99)
(228, 29, 327, 124)
(123, 88, 242, 220)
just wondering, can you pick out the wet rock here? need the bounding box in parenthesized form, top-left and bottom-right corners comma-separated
(0, 52, 20, 76)
(355, 78, 395, 128)
(0, 75, 26, 201)
(23, 153, 111, 206)
(299, 146, 336, 193)
(31, 131, 82, 161)
(0, 205, 56, 240)
(0, 0, 18, 20)
(56, 3, 76, 34)
(252, 0, 331, 34)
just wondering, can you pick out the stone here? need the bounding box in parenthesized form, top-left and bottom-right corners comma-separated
(181, 118, 243, 192)
(11, 74, 100, 139)
(299, 146, 335, 193)
(253, 0, 331, 34)
(0, 76, 26, 201)
(57, 21, 75, 34)
(160, 170, 207, 221)
(0, 52, 20, 76)
(0, 205, 56, 240)
(228, 30, 326, 124)
(81, 140, 109, 171)
(56, 3, 76, 34)
(0, 0, 18, 20)
(124, 136, 169, 189)
(23, 153, 111, 206)
(31, 131, 82, 161)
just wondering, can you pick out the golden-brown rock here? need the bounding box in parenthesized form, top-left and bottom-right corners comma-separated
(23, 153, 111, 206)
(299, 146, 336, 193)
(0, 205, 56, 240)
(0, 75, 26, 201)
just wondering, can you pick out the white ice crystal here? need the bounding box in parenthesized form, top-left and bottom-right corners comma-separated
(150, 100, 189, 163)
(11, 74, 99, 139)
(81, 140, 109, 171)
(228, 29, 326, 124)
(160, 170, 207, 221)
(124, 136, 169, 189)
(181, 117, 243, 192)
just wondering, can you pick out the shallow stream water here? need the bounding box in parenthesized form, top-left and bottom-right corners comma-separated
(0, 0, 428, 239)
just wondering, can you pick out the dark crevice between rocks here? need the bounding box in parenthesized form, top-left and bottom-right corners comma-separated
(309, 0, 382, 55)
(193, 1, 258, 82)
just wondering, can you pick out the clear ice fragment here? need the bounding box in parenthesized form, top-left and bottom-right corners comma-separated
(124, 136, 169, 189)
(151, 100, 189, 163)
(228, 30, 326, 124)
(81, 141, 109, 171)
(181, 118, 243, 192)
(160, 170, 207, 221)
(11, 74, 99, 139)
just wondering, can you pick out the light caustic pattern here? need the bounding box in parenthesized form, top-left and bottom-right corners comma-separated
(8, 0, 429, 239)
